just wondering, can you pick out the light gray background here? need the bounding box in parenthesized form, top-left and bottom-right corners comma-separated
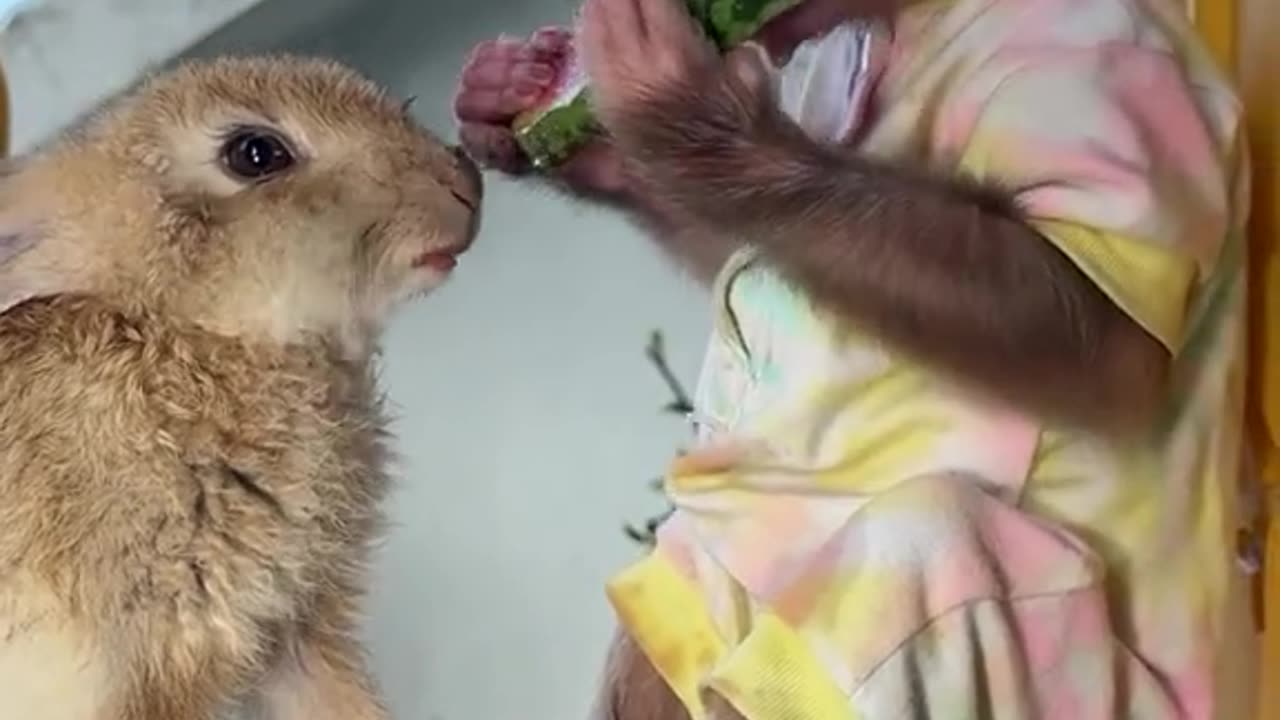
(183, 1, 711, 718)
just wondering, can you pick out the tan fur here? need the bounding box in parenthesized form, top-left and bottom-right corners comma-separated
(0, 55, 481, 719)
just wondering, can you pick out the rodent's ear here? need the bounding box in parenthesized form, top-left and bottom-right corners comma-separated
(0, 224, 44, 314)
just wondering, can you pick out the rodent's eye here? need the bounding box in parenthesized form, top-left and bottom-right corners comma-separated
(220, 129, 295, 181)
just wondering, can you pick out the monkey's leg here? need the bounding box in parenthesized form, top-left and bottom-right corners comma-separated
(590, 628, 748, 720)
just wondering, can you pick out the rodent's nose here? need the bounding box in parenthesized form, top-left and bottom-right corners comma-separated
(448, 144, 483, 212)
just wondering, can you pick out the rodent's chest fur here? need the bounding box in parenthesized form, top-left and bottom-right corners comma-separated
(0, 295, 391, 628)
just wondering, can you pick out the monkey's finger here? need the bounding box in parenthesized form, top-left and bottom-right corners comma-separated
(636, 0, 692, 42)
(461, 57, 556, 92)
(458, 124, 528, 173)
(594, 0, 635, 51)
(576, 0, 613, 81)
(463, 37, 522, 68)
(452, 89, 500, 124)
(529, 26, 573, 53)
(577, 0, 605, 50)
(622, 0, 650, 41)
(453, 82, 546, 124)
(637, 0, 713, 82)
(465, 38, 559, 75)
(511, 61, 557, 87)
(724, 42, 775, 98)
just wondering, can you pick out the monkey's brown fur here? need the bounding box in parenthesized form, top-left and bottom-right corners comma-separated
(591, 631, 746, 720)
(604, 52, 1171, 437)
(0, 55, 481, 719)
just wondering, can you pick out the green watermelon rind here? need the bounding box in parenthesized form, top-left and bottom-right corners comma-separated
(514, 88, 600, 169)
(712, 0, 803, 48)
(513, 0, 802, 169)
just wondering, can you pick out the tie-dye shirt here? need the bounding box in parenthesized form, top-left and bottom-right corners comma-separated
(605, 0, 1259, 718)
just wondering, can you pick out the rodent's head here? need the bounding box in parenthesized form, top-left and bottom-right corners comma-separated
(0, 55, 482, 357)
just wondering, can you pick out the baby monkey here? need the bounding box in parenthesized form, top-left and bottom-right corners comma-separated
(456, 0, 1180, 718)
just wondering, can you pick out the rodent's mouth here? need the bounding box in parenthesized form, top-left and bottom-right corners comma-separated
(405, 189, 480, 274)
(411, 224, 473, 272)
(412, 247, 465, 273)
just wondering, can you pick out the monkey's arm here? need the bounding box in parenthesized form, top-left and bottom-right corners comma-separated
(530, 138, 737, 284)
(606, 50, 1226, 432)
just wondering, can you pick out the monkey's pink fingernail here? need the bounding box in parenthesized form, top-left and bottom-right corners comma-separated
(514, 80, 545, 99)
(521, 64, 555, 83)
(531, 29, 572, 52)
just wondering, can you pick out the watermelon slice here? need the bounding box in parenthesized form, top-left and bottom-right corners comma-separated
(512, 0, 804, 169)
(511, 39, 598, 170)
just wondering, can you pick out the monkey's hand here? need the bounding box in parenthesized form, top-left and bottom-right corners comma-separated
(576, 0, 766, 151)
(577, 0, 816, 233)
(453, 27, 632, 205)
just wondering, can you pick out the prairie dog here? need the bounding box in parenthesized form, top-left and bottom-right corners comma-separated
(0, 55, 482, 719)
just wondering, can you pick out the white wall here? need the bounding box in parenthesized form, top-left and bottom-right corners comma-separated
(0, 0, 266, 154)
(186, 1, 712, 718)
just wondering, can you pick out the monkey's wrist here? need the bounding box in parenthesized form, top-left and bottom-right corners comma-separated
(545, 140, 631, 198)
